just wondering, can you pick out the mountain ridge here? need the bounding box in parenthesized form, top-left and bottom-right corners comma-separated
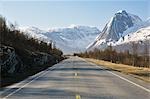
(19, 10, 150, 54)
(87, 10, 149, 51)
(19, 25, 100, 54)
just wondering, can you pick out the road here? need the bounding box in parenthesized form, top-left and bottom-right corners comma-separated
(1, 56, 150, 99)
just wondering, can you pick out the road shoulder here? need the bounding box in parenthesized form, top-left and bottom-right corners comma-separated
(84, 58, 150, 89)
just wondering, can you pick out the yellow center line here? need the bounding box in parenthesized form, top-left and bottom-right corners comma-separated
(75, 73, 80, 99)
(75, 73, 78, 76)
(76, 94, 81, 99)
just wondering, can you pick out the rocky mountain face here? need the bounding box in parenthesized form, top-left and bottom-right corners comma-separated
(0, 45, 22, 74)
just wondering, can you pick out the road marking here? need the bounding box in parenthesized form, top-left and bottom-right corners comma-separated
(2, 66, 56, 99)
(75, 72, 78, 76)
(81, 58, 150, 93)
(107, 71, 150, 93)
(93, 64, 150, 93)
(77, 57, 150, 94)
(1, 64, 59, 96)
(76, 94, 81, 99)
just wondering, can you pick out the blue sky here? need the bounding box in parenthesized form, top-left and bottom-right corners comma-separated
(0, 0, 149, 30)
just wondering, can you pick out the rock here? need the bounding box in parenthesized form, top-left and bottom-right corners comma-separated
(0, 45, 22, 74)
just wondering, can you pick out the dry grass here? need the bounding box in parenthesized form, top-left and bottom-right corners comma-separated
(85, 58, 150, 82)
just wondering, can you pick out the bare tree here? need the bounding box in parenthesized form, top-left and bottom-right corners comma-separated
(131, 42, 138, 66)
(143, 40, 149, 67)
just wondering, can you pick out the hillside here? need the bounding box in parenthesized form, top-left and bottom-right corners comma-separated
(0, 16, 64, 87)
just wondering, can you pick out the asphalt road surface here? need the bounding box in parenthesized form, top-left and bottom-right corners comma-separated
(1, 56, 150, 99)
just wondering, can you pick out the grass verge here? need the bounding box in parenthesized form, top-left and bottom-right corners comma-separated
(85, 58, 150, 82)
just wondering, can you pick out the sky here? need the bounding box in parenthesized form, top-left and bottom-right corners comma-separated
(0, 0, 149, 30)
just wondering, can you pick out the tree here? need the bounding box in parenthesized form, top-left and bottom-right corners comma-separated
(0, 16, 7, 44)
(143, 41, 149, 67)
(131, 42, 138, 66)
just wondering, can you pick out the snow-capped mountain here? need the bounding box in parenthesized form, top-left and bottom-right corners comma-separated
(113, 25, 150, 54)
(19, 25, 100, 54)
(87, 10, 148, 50)
(19, 10, 149, 54)
(116, 24, 150, 45)
(19, 26, 49, 40)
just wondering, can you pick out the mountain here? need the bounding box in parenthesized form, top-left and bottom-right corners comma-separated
(19, 10, 149, 54)
(87, 10, 148, 50)
(113, 25, 150, 54)
(19, 25, 100, 54)
(116, 21, 150, 45)
(19, 26, 49, 40)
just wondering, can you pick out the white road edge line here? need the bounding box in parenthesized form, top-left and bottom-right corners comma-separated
(2, 66, 56, 99)
(80, 57, 150, 93)
(107, 71, 150, 93)
(2, 69, 45, 92)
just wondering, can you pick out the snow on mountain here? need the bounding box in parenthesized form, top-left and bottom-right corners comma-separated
(19, 25, 100, 54)
(113, 26, 150, 55)
(116, 26, 150, 44)
(109, 18, 150, 47)
(19, 10, 149, 54)
(19, 26, 49, 41)
(87, 10, 145, 50)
